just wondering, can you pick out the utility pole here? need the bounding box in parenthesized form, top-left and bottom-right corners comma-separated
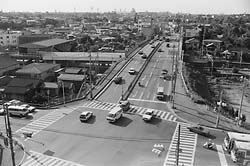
(61, 81, 66, 106)
(89, 52, 93, 99)
(3, 104, 16, 166)
(238, 77, 247, 124)
(176, 124, 180, 166)
(216, 90, 223, 128)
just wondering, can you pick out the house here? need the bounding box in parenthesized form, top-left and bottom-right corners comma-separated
(41, 82, 59, 98)
(4, 78, 41, 102)
(203, 39, 223, 56)
(15, 63, 60, 81)
(0, 54, 20, 76)
(57, 73, 86, 94)
(185, 38, 200, 50)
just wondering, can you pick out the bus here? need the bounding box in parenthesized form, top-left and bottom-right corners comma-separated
(7, 105, 30, 117)
(223, 132, 250, 153)
(231, 140, 250, 165)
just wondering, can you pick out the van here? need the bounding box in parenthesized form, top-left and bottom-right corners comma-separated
(106, 107, 123, 122)
(156, 87, 164, 100)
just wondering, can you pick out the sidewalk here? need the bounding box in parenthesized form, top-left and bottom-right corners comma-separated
(0, 137, 26, 166)
(172, 60, 250, 133)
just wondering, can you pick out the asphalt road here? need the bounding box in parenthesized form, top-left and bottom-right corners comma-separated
(20, 105, 176, 166)
(97, 42, 156, 103)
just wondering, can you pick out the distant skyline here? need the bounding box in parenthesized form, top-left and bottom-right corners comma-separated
(1, 0, 250, 14)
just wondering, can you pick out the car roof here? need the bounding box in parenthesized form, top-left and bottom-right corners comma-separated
(145, 109, 154, 113)
(81, 111, 91, 115)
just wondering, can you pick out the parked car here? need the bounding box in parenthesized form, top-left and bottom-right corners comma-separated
(128, 68, 136, 75)
(21, 104, 36, 113)
(113, 76, 123, 84)
(142, 109, 154, 122)
(187, 125, 210, 137)
(79, 111, 93, 122)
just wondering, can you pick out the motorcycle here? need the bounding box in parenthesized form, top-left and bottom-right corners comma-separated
(203, 141, 214, 150)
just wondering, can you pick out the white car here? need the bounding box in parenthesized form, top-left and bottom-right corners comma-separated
(80, 111, 93, 122)
(142, 109, 154, 121)
(128, 68, 136, 75)
(21, 104, 36, 113)
(0, 108, 5, 115)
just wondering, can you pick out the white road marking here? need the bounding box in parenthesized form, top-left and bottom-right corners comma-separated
(142, 75, 146, 80)
(128, 97, 166, 104)
(145, 80, 149, 87)
(216, 145, 228, 166)
(139, 91, 144, 99)
(131, 91, 138, 98)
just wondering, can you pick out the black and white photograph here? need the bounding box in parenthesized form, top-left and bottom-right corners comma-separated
(0, 0, 250, 166)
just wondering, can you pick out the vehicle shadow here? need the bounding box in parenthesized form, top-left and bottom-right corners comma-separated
(149, 117, 162, 125)
(85, 115, 96, 124)
(112, 116, 133, 127)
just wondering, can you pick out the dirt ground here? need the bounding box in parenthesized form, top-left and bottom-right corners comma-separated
(183, 64, 250, 123)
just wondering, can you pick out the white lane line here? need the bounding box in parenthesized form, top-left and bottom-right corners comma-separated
(128, 97, 166, 104)
(142, 75, 146, 80)
(139, 92, 144, 99)
(145, 79, 149, 87)
(216, 145, 228, 166)
(131, 91, 138, 98)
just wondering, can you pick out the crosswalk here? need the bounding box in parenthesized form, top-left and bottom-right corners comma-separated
(81, 100, 177, 122)
(15, 107, 76, 137)
(22, 150, 85, 166)
(163, 122, 197, 166)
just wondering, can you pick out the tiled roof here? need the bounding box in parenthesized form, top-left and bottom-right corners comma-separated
(7, 78, 40, 87)
(65, 68, 82, 74)
(0, 54, 20, 69)
(16, 63, 59, 74)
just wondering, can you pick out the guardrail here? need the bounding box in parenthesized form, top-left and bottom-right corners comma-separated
(122, 42, 162, 100)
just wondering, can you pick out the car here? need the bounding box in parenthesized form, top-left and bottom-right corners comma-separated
(21, 104, 36, 113)
(166, 43, 170, 47)
(151, 45, 156, 48)
(158, 48, 163, 52)
(141, 53, 147, 59)
(138, 50, 144, 55)
(113, 76, 122, 84)
(161, 69, 168, 75)
(187, 125, 210, 137)
(79, 111, 93, 122)
(142, 109, 154, 122)
(128, 68, 136, 75)
(0, 108, 5, 116)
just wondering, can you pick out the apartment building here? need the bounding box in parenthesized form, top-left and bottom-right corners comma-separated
(0, 30, 22, 47)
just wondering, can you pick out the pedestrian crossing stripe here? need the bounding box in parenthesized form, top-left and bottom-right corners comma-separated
(81, 100, 177, 122)
(22, 150, 85, 166)
(15, 107, 76, 138)
(163, 122, 197, 166)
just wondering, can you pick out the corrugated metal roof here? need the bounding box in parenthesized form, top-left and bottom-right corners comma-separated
(43, 82, 58, 89)
(33, 38, 69, 47)
(58, 74, 86, 81)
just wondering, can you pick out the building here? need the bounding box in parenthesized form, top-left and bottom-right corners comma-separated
(0, 54, 20, 76)
(18, 38, 76, 54)
(203, 39, 223, 56)
(18, 34, 51, 45)
(185, 38, 200, 51)
(15, 63, 60, 81)
(0, 30, 22, 47)
(4, 78, 41, 102)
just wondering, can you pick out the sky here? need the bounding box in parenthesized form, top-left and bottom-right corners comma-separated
(1, 0, 250, 14)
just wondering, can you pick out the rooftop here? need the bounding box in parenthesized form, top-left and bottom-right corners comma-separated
(16, 63, 59, 74)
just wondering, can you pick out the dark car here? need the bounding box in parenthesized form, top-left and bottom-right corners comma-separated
(187, 125, 210, 137)
(113, 76, 123, 84)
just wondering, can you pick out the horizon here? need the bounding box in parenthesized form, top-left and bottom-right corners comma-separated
(1, 0, 250, 15)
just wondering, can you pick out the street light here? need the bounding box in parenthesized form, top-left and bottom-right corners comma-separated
(89, 52, 93, 99)
(59, 81, 66, 106)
